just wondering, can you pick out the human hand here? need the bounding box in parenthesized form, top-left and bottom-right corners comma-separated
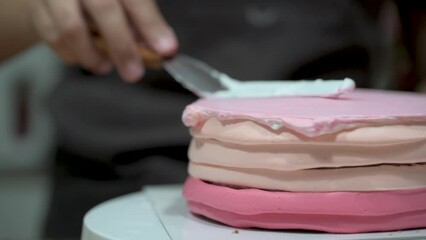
(30, 0, 178, 82)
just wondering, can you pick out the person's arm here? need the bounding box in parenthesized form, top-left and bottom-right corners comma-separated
(0, 0, 39, 63)
(0, 0, 178, 82)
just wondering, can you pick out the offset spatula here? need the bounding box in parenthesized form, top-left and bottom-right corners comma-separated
(95, 38, 226, 95)
(95, 38, 356, 98)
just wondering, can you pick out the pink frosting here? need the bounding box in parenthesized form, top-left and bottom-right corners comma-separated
(183, 177, 426, 233)
(182, 89, 426, 137)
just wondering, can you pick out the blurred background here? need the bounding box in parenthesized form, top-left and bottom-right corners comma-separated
(0, 45, 60, 239)
(0, 0, 425, 239)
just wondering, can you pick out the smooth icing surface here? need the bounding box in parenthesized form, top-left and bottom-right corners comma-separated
(183, 89, 426, 137)
(183, 177, 426, 233)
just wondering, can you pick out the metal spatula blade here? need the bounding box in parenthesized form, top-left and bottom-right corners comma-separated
(163, 55, 227, 95)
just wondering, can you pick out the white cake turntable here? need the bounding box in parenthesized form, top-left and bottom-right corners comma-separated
(82, 185, 426, 240)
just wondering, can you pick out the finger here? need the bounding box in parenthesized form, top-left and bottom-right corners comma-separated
(82, 0, 143, 83)
(45, 0, 112, 74)
(122, 0, 178, 56)
(31, 0, 76, 63)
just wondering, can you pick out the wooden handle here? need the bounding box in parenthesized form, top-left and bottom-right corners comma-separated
(93, 37, 163, 69)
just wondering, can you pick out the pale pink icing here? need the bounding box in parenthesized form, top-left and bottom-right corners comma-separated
(183, 177, 426, 233)
(182, 89, 426, 137)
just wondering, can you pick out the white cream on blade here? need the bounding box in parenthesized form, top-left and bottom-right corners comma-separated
(203, 73, 356, 99)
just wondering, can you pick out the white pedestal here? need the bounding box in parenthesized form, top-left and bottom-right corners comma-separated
(82, 184, 426, 240)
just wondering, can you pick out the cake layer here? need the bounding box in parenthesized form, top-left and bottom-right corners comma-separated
(183, 177, 426, 233)
(189, 162, 426, 191)
(189, 138, 426, 171)
(183, 90, 426, 137)
(189, 119, 426, 170)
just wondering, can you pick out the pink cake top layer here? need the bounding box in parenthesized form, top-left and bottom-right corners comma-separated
(182, 89, 426, 137)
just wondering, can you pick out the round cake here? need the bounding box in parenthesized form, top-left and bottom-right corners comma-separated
(181, 89, 426, 233)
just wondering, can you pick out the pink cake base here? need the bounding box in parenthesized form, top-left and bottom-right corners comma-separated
(183, 177, 426, 233)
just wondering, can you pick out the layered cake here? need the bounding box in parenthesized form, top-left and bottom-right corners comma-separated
(182, 89, 426, 233)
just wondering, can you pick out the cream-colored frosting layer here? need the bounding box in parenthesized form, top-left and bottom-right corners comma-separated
(188, 118, 426, 191)
(189, 163, 426, 192)
(189, 138, 426, 171)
